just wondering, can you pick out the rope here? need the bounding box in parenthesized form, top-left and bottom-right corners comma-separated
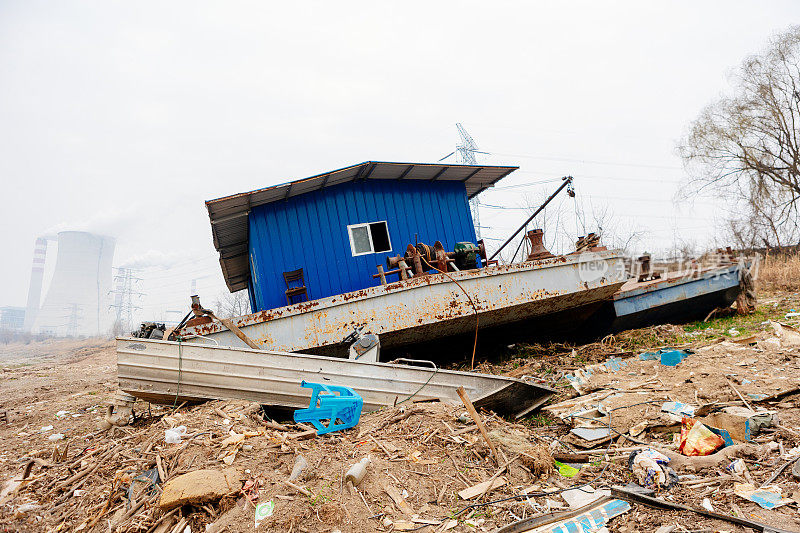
(172, 337, 184, 410)
(394, 361, 439, 405)
(420, 257, 480, 370)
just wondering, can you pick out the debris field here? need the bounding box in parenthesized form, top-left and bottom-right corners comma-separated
(1, 310, 800, 532)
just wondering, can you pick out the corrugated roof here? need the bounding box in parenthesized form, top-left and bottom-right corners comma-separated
(206, 161, 519, 292)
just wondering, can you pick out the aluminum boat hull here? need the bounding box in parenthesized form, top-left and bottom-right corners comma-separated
(116, 338, 556, 418)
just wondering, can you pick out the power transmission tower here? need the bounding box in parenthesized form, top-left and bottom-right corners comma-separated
(455, 124, 483, 239)
(63, 303, 83, 337)
(455, 123, 479, 165)
(440, 123, 485, 239)
(110, 268, 143, 334)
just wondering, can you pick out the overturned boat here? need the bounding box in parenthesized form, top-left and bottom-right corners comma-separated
(116, 337, 555, 418)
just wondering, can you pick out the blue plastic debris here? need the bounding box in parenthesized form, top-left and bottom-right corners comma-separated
(293, 381, 363, 435)
(661, 401, 695, 418)
(565, 357, 627, 393)
(639, 349, 691, 366)
(706, 425, 735, 447)
(733, 484, 791, 509)
(603, 356, 626, 372)
(537, 499, 631, 532)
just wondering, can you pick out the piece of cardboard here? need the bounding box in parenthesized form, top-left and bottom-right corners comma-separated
(457, 477, 508, 499)
(702, 413, 750, 442)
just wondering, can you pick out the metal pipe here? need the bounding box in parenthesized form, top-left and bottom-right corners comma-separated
(489, 176, 573, 261)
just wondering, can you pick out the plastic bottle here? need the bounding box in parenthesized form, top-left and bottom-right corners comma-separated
(344, 456, 371, 486)
(289, 455, 308, 481)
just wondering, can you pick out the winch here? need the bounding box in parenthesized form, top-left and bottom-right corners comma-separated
(343, 326, 381, 362)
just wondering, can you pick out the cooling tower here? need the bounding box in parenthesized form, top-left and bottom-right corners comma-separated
(23, 237, 48, 331)
(32, 231, 116, 337)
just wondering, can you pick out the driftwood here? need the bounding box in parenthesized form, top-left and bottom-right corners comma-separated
(475, 454, 520, 501)
(284, 480, 311, 496)
(384, 483, 415, 516)
(654, 444, 765, 470)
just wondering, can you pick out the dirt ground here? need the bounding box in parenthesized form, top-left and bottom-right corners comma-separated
(1, 291, 800, 532)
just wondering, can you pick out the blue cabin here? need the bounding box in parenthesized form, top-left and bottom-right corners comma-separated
(206, 162, 518, 312)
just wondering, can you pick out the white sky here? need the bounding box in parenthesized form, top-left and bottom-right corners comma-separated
(1, 1, 797, 324)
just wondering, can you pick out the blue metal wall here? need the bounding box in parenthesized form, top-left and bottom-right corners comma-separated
(248, 179, 477, 311)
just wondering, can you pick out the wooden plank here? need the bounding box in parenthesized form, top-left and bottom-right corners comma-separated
(384, 483, 415, 516)
(457, 386, 499, 466)
(457, 477, 507, 500)
(287, 429, 316, 440)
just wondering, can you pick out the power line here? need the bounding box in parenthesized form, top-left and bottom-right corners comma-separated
(493, 170, 684, 184)
(483, 151, 683, 170)
(459, 122, 682, 143)
(132, 257, 220, 281)
(491, 178, 565, 190)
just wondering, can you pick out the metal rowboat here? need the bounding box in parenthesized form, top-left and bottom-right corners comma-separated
(116, 337, 556, 418)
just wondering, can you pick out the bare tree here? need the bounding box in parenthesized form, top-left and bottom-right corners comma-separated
(585, 203, 647, 255)
(677, 26, 800, 249)
(724, 192, 800, 249)
(214, 290, 251, 318)
(495, 192, 643, 264)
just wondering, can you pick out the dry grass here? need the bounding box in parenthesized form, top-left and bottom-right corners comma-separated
(757, 252, 800, 290)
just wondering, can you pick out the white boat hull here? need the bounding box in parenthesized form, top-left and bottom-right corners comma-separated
(116, 338, 555, 418)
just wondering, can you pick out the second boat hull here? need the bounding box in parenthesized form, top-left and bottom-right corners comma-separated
(116, 338, 555, 418)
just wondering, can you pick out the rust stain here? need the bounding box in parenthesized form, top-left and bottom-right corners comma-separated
(179, 252, 625, 350)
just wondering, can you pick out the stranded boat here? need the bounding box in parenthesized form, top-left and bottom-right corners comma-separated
(174, 161, 627, 357)
(116, 337, 555, 418)
(594, 252, 748, 333)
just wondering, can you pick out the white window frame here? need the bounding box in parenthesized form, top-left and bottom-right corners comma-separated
(347, 220, 392, 256)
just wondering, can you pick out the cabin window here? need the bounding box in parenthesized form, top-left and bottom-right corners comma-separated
(347, 221, 392, 256)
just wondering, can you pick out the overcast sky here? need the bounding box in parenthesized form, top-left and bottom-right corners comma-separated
(1, 1, 797, 323)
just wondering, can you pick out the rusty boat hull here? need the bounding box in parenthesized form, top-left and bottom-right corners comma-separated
(179, 251, 627, 357)
(592, 263, 745, 333)
(116, 338, 555, 418)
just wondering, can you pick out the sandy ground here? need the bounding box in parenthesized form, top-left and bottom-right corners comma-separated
(0, 322, 799, 532)
(0, 339, 117, 440)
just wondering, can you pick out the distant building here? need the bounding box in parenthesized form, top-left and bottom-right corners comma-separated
(31, 231, 115, 337)
(0, 306, 25, 331)
(206, 161, 516, 312)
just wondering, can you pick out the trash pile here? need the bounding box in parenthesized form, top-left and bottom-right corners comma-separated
(1, 395, 608, 533)
(541, 320, 800, 531)
(1, 321, 800, 532)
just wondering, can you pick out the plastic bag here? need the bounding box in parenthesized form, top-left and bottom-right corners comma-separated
(164, 425, 187, 444)
(628, 449, 678, 489)
(678, 417, 724, 456)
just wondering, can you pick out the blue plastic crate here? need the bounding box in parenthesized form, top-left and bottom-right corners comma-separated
(293, 381, 363, 435)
